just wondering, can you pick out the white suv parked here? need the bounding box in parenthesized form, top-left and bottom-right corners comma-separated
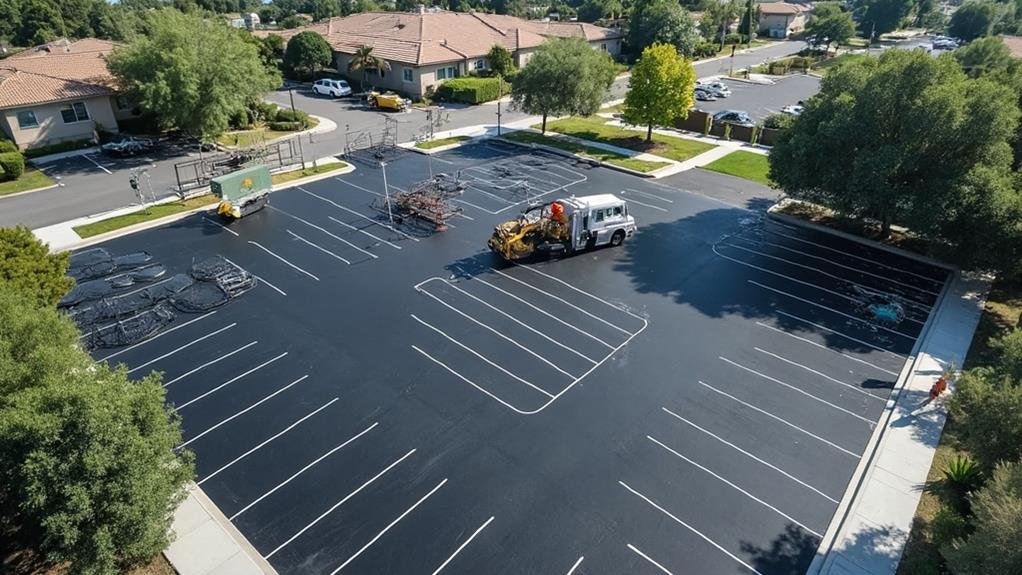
(312, 79, 352, 98)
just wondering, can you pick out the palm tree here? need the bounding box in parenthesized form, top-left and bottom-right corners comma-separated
(348, 45, 391, 92)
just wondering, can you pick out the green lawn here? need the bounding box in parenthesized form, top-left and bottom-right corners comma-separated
(703, 151, 772, 185)
(501, 131, 670, 173)
(74, 194, 217, 238)
(217, 128, 300, 148)
(600, 103, 625, 114)
(0, 167, 56, 196)
(271, 162, 349, 185)
(415, 135, 471, 149)
(815, 52, 871, 75)
(539, 116, 715, 162)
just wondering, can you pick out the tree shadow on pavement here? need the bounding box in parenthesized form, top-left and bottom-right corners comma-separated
(740, 523, 819, 575)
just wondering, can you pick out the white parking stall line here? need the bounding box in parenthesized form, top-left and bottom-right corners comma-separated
(662, 407, 837, 503)
(269, 204, 378, 260)
(516, 262, 646, 321)
(98, 310, 218, 362)
(248, 241, 321, 281)
(423, 278, 599, 364)
(199, 397, 339, 484)
(228, 421, 379, 520)
(736, 235, 939, 297)
(754, 322, 899, 377)
(748, 280, 918, 341)
(163, 341, 258, 387)
(411, 315, 556, 398)
(430, 515, 495, 575)
(722, 241, 932, 312)
(463, 181, 518, 204)
(128, 323, 236, 374)
(177, 374, 308, 449)
(222, 256, 287, 296)
(627, 544, 673, 575)
(753, 347, 887, 401)
(719, 356, 874, 425)
(619, 481, 764, 575)
(453, 197, 501, 214)
(648, 435, 823, 538)
(287, 229, 352, 265)
(412, 345, 533, 414)
(716, 244, 926, 327)
(327, 216, 402, 250)
(203, 216, 239, 237)
(415, 286, 578, 380)
(306, 185, 420, 242)
(265, 448, 417, 559)
(770, 310, 905, 358)
(616, 192, 669, 212)
(329, 478, 448, 574)
(175, 352, 288, 410)
(492, 268, 633, 336)
(83, 154, 113, 174)
(699, 381, 859, 457)
(623, 188, 674, 203)
(566, 556, 585, 575)
(764, 227, 945, 286)
(470, 275, 617, 349)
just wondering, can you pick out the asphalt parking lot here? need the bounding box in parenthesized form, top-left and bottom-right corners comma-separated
(82, 139, 948, 574)
(694, 75, 821, 122)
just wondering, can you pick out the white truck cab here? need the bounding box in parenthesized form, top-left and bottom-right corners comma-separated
(560, 194, 637, 251)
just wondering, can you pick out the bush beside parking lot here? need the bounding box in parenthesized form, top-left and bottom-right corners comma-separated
(436, 77, 509, 104)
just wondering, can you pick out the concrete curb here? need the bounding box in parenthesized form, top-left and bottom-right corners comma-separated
(0, 182, 60, 200)
(27, 145, 101, 164)
(493, 133, 659, 179)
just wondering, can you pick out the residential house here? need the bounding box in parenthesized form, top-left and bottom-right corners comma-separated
(758, 2, 808, 38)
(263, 10, 622, 98)
(0, 38, 135, 150)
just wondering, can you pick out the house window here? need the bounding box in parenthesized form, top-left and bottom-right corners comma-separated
(403, 68, 413, 83)
(601, 43, 608, 51)
(16, 110, 38, 129)
(436, 66, 457, 80)
(60, 101, 90, 124)
(474, 59, 485, 71)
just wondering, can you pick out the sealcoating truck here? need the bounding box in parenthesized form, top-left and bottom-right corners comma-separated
(211, 165, 272, 220)
(488, 194, 637, 261)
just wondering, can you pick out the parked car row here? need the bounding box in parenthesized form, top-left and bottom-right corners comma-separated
(932, 36, 960, 51)
(695, 80, 731, 101)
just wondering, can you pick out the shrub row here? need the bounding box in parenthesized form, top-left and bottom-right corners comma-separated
(267, 121, 305, 131)
(22, 138, 93, 159)
(436, 77, 508, 104)
(0, 151, 26, 180)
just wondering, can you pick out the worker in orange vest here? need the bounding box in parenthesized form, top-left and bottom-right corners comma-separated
(929, 376, 948, 401)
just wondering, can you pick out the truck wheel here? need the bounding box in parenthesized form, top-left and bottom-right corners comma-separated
(610, 230, 626, 247)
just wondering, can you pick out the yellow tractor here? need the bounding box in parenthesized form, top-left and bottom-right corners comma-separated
(367, 91, 410, 112)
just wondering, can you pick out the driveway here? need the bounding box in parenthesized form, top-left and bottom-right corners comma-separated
(693, 74, 821, 122)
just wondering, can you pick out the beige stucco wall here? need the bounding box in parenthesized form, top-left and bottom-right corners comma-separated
(1, 96, 119, 149)
(759, 13, 805, 37)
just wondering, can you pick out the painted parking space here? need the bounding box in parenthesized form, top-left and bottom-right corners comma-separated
(80, 140, 949, 574)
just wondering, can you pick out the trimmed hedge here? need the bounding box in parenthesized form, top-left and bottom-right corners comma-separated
(267, 121, 304, 131)
(0, 152, 25, 180)
(436, 77, 507, 104)
(23, 139, 93, 159)
(0, 139, 18, 153)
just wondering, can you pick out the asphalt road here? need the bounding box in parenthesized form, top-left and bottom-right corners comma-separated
(79, 141, 947, 575)
(692, 75, 822, 122)
(0, 41, 808, 231)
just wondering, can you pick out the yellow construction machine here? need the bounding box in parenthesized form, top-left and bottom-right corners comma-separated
(367, 91, 410, 112)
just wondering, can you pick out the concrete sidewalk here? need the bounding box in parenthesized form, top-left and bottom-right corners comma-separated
(803, 257, 990, 573)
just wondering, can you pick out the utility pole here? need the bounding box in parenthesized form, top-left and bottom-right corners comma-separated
(380, 160, 394, 224)
(289, 86, 306, 169)
(497, 75, 504, 136)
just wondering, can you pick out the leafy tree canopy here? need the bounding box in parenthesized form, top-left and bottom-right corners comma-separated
(284, 30, 332, 79)
(628, 0, 700, 56)
(511, 37, 617, 133)
(623, 42, 695, 141)
(949, 0, 1001, 42)
(486, 44, 515, 77)
(954, 35, 1018, 77)
(0, 226, 72, 308)
(805, 2, 857, 49)
(942, 460, 1022, 574)
(852, 0, 914, 37)
(769, 49, 1021, 269)
(107, 9, 280, 139)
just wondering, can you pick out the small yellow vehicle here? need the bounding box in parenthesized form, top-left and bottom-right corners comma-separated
(367, 91, 410, 112)
(211, 165, 271, 220)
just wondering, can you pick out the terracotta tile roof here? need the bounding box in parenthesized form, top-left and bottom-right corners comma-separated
(1001, 35, 1022, 59)
(262, 11, 621, 66)
(0, 38, 118, 109)
(757, 2, 806, 15)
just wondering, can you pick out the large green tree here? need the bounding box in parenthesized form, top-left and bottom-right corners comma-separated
(954, 35, 1018, 77)
(627, 0, 700, 56)
(486, 44, 515, 77)
(0, 226, 72, 308)
(949, 0, 1000, 42)
(106, 9, 280, 140)
(805, 2, 856, 50)
(623, 42, 695, 141)
(0, 290, 194, 575)
(852, 0, 914, 37)
(347, 44, 389, 91)
(769, 50, 1020, 262)
(511, 37, 616, 133)
(284, 30, 332, 79)
(699, 0, 742, 48)
(942, 460, 1022, 574)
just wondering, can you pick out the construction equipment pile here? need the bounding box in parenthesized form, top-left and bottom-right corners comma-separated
(64, 250, 256, 350)
(372, 173, 464, 232)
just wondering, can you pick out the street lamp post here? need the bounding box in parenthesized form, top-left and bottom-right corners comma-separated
(380, 160, 394, 224)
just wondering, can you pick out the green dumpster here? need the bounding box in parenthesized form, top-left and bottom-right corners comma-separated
(211, 165, 271, 219)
